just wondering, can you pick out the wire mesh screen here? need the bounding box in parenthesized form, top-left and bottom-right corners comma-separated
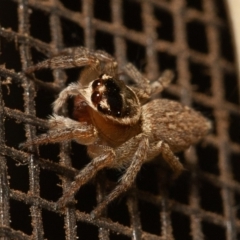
(0, 0, 240, 239)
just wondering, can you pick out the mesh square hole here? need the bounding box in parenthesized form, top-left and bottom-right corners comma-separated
(231, 153, 240, 182)
(199, 180, 223, 215)
(186, 0, 203, 11)
(0, 38, 22, 72)
(0, 0, 18, 31)
(186, 21, 208, 54)
(59, 0, 81, 12)
(40, 168, 62, 202)
(7, 156, 29, 193)
(4, 118, 26, 148)
(77, 221, 99, 239)
(197, 145, 219, 175)
(189, 62, 212, 95)
(229, 113, 240, 144)
(171, 212, 191, 240)
(10, 199, 32, 235)
(123, 0, 143, 32)
(30, 9, 51, 43)
(42, 209, 65, 240)
(60, 17, 84, 47)
(95, 30, 114, 54)
(94, 0, 111, 22)
(126, 39, 146, 69)
(1, 83, 24, 112)
(223, 72, 240, 105)
(139, 200, 161, 236)
(202, 221, 226, 240)
(154, 7, 174, 42)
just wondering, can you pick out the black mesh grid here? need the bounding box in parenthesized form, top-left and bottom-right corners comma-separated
(0, 0, 240, 239)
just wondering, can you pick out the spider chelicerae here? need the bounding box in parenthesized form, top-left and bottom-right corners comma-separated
(23, 47, 210, 218)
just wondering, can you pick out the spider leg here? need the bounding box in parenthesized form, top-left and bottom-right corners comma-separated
(60, 47, 115, 62)
(25, 47, 116, 74)
(123, 63, 151, 102)
(147, 141, 184, 178)
(21, 117, 97, 148)
(123, 63, 173, 102)
(25, 47, 98, 74)
(57, 147, 115, 209)
(25, 55, 97, 74)
(91, 136, 149, 218)
(93, 49, 115, 62)
(160, 141, 184, 178)
(52, 82, 83, 113)
(150, 70, 174, 96)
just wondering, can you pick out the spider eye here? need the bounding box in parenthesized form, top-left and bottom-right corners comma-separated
(91, 91, 102, 105)
(92, 79, 102, 89)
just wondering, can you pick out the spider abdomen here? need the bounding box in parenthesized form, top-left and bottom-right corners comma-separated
(142, 99, 211, 152)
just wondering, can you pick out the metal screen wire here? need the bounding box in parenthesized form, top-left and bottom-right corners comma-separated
(0, 0, 240, 239)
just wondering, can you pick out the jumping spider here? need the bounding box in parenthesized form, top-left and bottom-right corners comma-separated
(23, 47, 211, 218)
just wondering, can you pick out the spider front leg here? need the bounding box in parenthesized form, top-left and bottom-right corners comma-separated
(25, 47, 114, 74)
(52, 82, 83, 113)
(123, 63, 174, 102)
(90, 136, 149, 218)
(21, 116, 97, 148)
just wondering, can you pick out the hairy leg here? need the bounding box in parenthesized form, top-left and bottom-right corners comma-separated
(123, 63, 173, 102)
(52, 82, 83, 113)
(25, 47, 115, 74)
(57, 148, 115, 208)
(147, 140, 184, 178)
(123, 63, 151, 102)
(160, 142, 184, 178)
(21, 116, 97, 148)
(150, 70, 174, 96)
(91, 137, 149, 218)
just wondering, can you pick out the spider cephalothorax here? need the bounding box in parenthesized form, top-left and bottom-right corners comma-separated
(90, 73, 140, 120)
(23, 47, 211, 218)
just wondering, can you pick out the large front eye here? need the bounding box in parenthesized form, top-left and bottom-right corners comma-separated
(92, 79, 102, 90)
(91, 91, 102, 105)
